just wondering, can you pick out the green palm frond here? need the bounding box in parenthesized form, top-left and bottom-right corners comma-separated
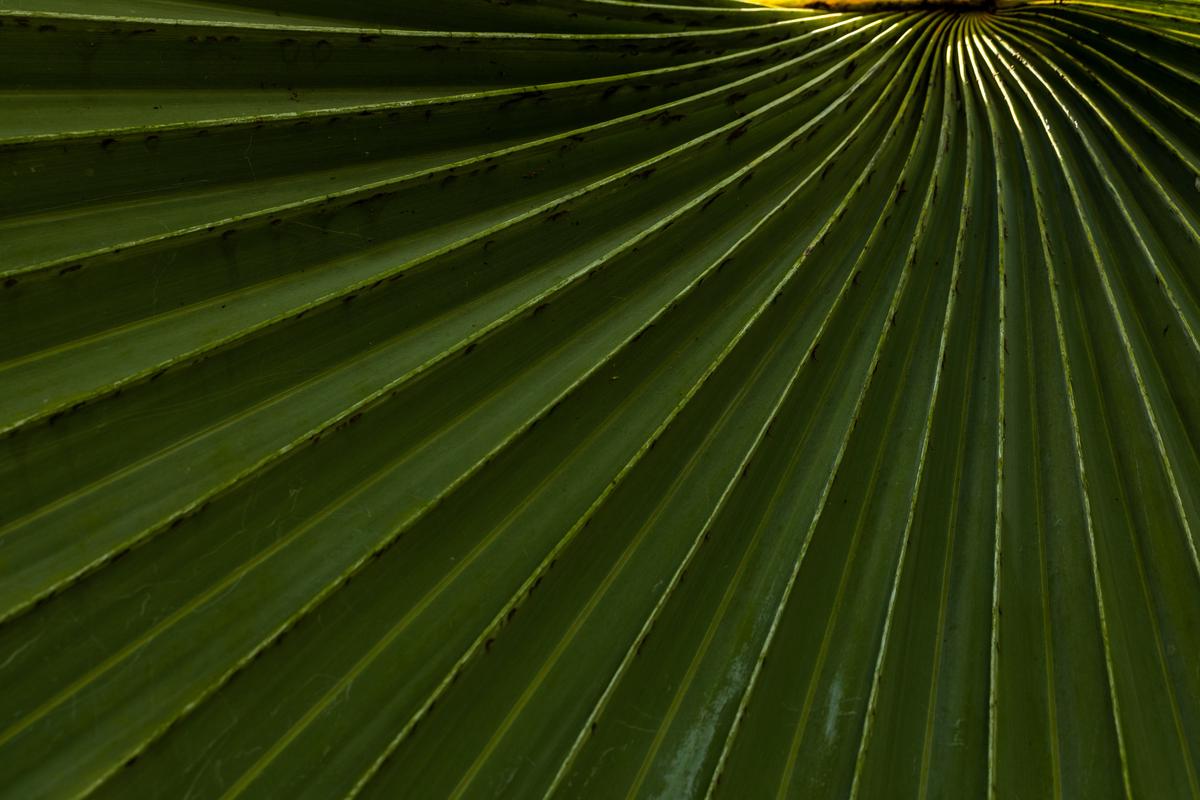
(1, 0, 1198, 797)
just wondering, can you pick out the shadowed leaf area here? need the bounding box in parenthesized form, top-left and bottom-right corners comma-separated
(1, 0, 1199, 797)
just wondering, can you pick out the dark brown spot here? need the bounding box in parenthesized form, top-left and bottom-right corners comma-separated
(726, 122, 750, 143)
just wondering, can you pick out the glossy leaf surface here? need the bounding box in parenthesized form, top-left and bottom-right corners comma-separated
(1, 0, 1198, 797)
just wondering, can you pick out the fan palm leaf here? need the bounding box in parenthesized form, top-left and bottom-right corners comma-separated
(1, 0, 1198, 796)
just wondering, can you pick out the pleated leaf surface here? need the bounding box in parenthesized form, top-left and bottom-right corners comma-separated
(1, 0, 1199, 797)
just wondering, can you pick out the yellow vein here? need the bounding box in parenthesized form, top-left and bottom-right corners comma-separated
(987, 26, 1200, 794)
(702, 17, 956, 797)
(974, 22, 1134, 798)
(775, 24, 956, 799)
(543, 20, 943, 795)
(962, 25, 1065, 799)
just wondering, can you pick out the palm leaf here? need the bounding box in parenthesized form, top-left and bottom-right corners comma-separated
(1, 0, 1198, 796)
